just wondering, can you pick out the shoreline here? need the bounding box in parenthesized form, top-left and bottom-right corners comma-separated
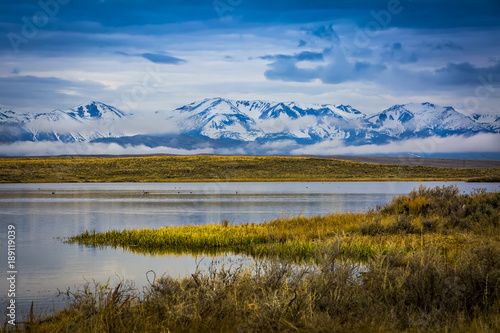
(17, 186, 499, 332)
(1, 178, 498, 184)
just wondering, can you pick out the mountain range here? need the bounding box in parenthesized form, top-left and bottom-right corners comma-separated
(1, 98, 499, 152)
(0, 102, 127, 143)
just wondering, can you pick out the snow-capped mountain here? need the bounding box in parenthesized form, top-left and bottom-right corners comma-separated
(1, 98, 498, 149)
(161, 98, 498, 145)
(471, 113, 498, 123)
(471, 112, 500, 131)
(0, 102, 130, 143)
(164, 98, 369, 142)
(66, 102, 127, 121)
(0, 107, 31, 123)
(172, 98, 263, 141)
(0, 107, 34, 142)
(366, 103, 486, 140)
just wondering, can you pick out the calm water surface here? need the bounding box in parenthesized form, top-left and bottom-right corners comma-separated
(1, 181, 498, 315)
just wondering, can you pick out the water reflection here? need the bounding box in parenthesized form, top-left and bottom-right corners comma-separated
(0, 181, 498, 315)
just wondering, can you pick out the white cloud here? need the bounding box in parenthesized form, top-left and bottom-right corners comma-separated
(1, 134, 499, 157)
(290, 134, 500, 155)
(259, 115, 319, 133)
(115, 113, 182, 136)
(0, 141, 213, 157)
(2, 23, 500, 117)
(57, 90, 82, 96)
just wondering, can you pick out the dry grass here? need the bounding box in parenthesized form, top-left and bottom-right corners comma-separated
(1, 155, 499, 183)
(67, 185, 500, 262)
(9, 242, 500, 332)
(4, 185, 500, 332)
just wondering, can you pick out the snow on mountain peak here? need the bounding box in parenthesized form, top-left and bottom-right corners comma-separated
(1, 98, 498, 146)
(176, 98, 367, 121)
(164, 97, 499, 143)
(471, 112, 500, 123)
(66, 101, 127, 121)
(335, 105, 362, 114)
(167, 98, 370, 141)
(0, 108, 33, 123)
(0, 101, 132, 143)
(366, 102, 485, 138)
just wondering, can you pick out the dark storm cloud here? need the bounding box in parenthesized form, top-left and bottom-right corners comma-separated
(2, 0, 499, 35)
(260, 51, 324, 62)
(382, 42, 418, 64)
(321, 60, 387, 84)
(1, 0, 499, 114)
(0, 30, 140, 56)
(263, 47, 500, 89)
(116, 51, 186, 64)
(304, 24, 340, 42)
(431, 41, 464, 51)
(141, 53, 186, 64)
(434, 61, 500, 86)
(264, 59, 318, 82)
(264, 54, 387, 84)
(0, 75, 109, 111)
(0, 0, 498, 56)
(376, 61, 500, 93)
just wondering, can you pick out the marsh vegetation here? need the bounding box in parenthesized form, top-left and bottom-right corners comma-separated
(5, 185, 500, 332)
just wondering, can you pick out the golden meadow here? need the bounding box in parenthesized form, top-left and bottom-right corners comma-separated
(7, 185, 500, 332)
(1, 155, 499, 183)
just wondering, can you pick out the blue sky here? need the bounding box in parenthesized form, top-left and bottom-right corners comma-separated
(1, 0, 500, 115)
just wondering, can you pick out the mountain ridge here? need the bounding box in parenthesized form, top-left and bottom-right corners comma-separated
(1, 98, 499, 150)
(0, 101, 130, 143)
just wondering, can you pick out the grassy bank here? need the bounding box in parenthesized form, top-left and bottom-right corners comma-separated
(1, 155, 500, 183)
(67, 185, 500, 262)
(8, 185, 500, 332)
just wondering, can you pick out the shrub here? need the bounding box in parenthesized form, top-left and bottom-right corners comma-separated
(382, 185, 499, 232)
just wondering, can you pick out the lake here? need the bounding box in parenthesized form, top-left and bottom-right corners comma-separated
(1, 181, 499, 316)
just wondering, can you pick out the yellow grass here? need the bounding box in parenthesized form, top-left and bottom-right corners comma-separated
(1, 155, 499, 183)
